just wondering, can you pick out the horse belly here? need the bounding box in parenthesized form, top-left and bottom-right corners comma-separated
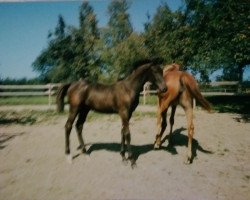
(85, 95, 117, 113)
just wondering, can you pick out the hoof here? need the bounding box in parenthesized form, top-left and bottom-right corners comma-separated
(66, 154, 73, 164)
(154, 142, 161, 149)
(184, 157, 192, 165)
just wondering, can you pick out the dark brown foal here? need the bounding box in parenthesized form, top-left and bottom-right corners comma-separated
(57, 60, 167, 167)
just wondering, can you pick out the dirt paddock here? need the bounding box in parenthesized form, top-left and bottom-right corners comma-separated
(0, 105, 249, 200)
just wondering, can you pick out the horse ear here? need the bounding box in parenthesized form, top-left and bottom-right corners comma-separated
(173, 63, 182, 70)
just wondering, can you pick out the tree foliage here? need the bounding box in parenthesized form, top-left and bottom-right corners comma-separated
(33, 2, 100, 83)
(32, 0, 249, 84)
(107, 0, 133, 46)
(144, 3, 194, 67)
(184, 0, 250, 82)
(99, 0, 142, 81)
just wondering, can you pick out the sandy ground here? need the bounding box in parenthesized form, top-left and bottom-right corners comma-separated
(0, 105, 250, 200)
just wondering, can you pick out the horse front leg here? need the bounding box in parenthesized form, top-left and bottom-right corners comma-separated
(120, 126, 126, 162)
(121, 122, 136, 167)
(120, 111, 136, 168)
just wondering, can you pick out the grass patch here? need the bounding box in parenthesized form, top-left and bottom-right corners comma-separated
(0, 96, 56, 105)
(139, 95, 158, 105)
(133, 111, 157, 119)
(0, 95, 157, 106)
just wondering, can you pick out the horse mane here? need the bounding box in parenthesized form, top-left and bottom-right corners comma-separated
(132, 58, 164, 71)
(118, 58, 164, 81)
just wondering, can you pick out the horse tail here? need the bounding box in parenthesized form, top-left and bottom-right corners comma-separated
(56, 83, 71, 112)
(181, 73, 212, 112)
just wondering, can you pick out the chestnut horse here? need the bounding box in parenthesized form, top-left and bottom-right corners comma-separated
(154, 64, 211, 164)
(56, 60, 167, 167)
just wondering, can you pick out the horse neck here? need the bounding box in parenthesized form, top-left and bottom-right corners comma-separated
(125, 65, 150, 94)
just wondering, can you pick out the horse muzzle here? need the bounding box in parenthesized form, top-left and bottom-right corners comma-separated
(158, 86, 167, 93)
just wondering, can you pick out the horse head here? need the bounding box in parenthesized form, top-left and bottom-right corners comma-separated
(148, 64, 167, 93)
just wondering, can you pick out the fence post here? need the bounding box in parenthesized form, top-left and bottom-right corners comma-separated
(143, 82, 151, 105)
(143, 85, 146, 105)
(48, 84, 52, 108)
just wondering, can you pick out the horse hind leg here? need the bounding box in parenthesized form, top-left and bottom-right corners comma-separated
(65, 107, 78, 163)
(160, 105, 177, 146)
(184, 107, 194, 164)
(154, 109, 167, 149)
(75, 108, 89, 154)
(168, 105, 177, 145)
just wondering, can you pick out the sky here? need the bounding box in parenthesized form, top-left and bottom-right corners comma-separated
(0, 0, 183, 79)
(0, 0, 249, 81)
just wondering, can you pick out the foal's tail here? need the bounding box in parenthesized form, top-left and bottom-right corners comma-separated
(181, 73, 212, 112)
(56, 83, 71, 112)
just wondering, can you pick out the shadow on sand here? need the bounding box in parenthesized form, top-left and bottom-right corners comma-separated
(73, 127, 213, 163)
(0, 132, 26, 150)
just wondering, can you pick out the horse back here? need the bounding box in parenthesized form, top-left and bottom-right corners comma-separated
(85, 82, 133, 113)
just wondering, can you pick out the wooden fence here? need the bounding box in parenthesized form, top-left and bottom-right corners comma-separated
(141, 81, 249, 105)
(0, 81, 248, 107)
(0, 84, 61, 107)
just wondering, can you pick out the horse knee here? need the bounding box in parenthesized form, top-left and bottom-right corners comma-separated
(65, 121, 73, 132)
(75, 122, 83, 132)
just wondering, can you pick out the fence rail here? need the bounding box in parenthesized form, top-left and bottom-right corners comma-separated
(0, 84, 61, 106)
(0, 82, 249, 107)
(140, 81, 249, 105)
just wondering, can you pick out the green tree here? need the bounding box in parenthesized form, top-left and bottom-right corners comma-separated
(100, 33, 150, 81)
(107, 0, 133, 45)
(210, 0, 250, 83)
(33, 2, 101, 83)
(184, 0, 250, 82)
(100, 0, 135, 81)
(32, 15, 73, 82)
(144, 3, 193, 68)
(70, 2, 100, 81)
(145, 0, 249, 83)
